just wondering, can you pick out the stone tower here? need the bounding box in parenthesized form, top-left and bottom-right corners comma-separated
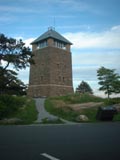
(27, 28, 73, 97)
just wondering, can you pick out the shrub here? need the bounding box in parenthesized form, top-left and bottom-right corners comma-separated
(105, 97, 120, 105)
(0, 95, 25, 119)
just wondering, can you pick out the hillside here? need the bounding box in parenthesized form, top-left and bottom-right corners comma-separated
(45, 93, 120, 122)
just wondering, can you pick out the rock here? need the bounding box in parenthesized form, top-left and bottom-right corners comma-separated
(76, 115, 89, 122)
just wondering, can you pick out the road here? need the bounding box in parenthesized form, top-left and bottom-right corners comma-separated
(0, 123, 120, 160)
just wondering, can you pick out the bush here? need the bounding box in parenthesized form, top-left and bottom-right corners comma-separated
(105, 97, 120, 105)
(0, 95, 25, 119)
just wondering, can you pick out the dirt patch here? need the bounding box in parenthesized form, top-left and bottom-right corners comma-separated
(52, 100, 104, 111)
(51, 100, 66, 108)
(68, 102, 104, 111)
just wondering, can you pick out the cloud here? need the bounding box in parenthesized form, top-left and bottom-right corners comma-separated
(73, 65, 98, 82)
(64, 25, 120, 49)
(72, 50, 120, 91)
(59, 0, 90, 10)
(0, 5, 44, 14)
(14, 36, 35, 48)
(17, 68, 29, 84)
(57, 25, 91, 30)
(54, 0, 104, 15)
(0, 15, 15, 23)
(24, 38, 35, 48)
(72, 50, 120, 68)
(23, 25, 120, 50)
(29, 0, 93, 14)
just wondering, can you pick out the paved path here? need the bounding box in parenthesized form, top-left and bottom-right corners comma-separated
(34, 98, 75, 124)
(34, 98, 58, 123)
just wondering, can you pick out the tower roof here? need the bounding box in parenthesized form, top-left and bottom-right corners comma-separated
(31, 28, 72, 45)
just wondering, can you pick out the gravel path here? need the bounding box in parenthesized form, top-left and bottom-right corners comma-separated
(34, 98, 75, 124)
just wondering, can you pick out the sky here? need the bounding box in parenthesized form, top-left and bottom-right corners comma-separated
(0, 0, 120, 97)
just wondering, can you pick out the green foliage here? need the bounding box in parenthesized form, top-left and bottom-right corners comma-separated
(0, 33, 33, 70)
(0, 95, 25, 119)
(79, 107, 98, 122)
(45, 98, 79, 121)
(104, 97, 120, 105)
(13, 99, 38, 124)
(0, 33, 34, 95)
(76, 81, 93, 94)
(45, 94, 104, 122)
(112, 80, 120, 93)
(113, 113, 120, 121)
(45, 94, 120, 122)
(0, 95, 38, 124)
(97, 66, 120, 98)
(52, 93, 103, 104)
(0, 67, 27, 95)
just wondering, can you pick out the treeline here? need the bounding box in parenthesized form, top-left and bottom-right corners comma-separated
(76, 67, 120, 98)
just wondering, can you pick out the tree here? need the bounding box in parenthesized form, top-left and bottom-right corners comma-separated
(0, 67, 27, 95)
(0, 33, 34, 94)
(0, 33, 33, 70)
(76, 81, 93, 94)
(97, 66, 120, 98)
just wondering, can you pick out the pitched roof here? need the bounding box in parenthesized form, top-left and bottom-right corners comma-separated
(31, 28, 72, 45)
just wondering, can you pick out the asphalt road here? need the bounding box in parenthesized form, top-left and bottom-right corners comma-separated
(0, 123, 120, 160)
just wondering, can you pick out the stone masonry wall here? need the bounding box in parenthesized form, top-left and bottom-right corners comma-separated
(27, 46, 73, 97)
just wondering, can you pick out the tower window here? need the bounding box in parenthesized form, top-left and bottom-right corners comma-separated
(54, 40, 66, 50)
(37, 40, 48, 49)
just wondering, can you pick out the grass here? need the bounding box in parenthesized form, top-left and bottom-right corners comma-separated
(1, 93, 120, 125)
(0, 95, 26, 119)
(113, 112, 120, 121)
(45, 93, 120, 123)
(12, 98, 38, 124)
(50, 93, 104, 104)
(45, 98, 79, 122)
(79, 107, 98, 122)
(104, 98, 120, 105)
(41, 118, 64, 124)
(0, 96, 38, 125)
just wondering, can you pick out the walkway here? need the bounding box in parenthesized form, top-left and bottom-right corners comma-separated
(34, 98, 75, 124)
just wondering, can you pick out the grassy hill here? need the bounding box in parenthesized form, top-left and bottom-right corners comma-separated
(0, 93, 120, 124)
(45, 93, 120, 122)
